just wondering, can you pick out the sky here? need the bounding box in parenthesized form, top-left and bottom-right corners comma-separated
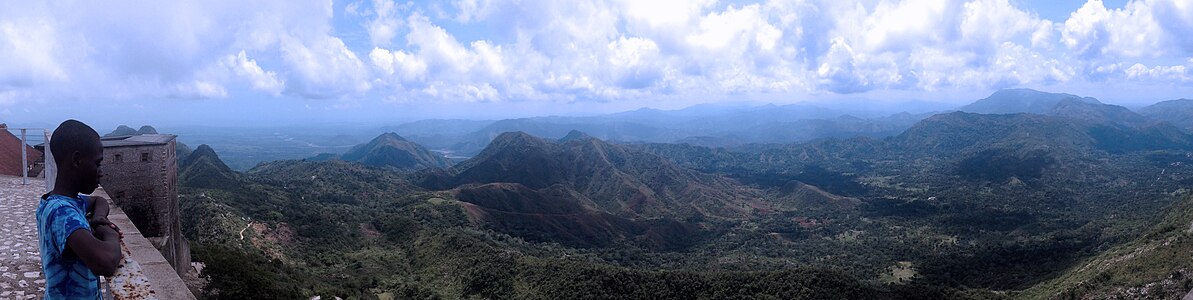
(1, 0, 1192, 129)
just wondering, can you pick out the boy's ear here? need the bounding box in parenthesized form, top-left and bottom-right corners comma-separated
(69, 150, 82, 168)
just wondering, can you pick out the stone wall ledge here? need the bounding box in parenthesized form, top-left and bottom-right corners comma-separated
(94, 187, 195, 300)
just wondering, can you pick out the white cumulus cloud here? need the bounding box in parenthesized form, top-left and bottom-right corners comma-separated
(1, 0, 1192, 108)
(0, 0, 370, 102)
(1062, 0, 1166, 58)
(220, 51, 285, 95)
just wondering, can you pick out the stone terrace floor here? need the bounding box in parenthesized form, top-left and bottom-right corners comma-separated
(0, 175, 44, 299)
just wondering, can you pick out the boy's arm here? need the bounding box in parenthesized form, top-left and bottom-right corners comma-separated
(67, 225, 123, 276)
(86, 195, 112, 226)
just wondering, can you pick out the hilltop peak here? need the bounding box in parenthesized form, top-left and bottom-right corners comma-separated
(192, 143, 216, 154)
(487, 131, 552, 149)
(451, 129, 759, 219)
(376, 132, 407, 142)
(961, 89, 1100, 114)
(105, 125, 138, 137)
(137, 125, 158, 135)
(105, 124, 160, 137)
(463, 131, 556, 166)
(558, 130, 594, 143)
(988, 88, 1098, 103)
(179, 144, 239, 189)
(492, 131, 540, 142)
(340, 132, 451, 170)
(183, 144, 231, 172)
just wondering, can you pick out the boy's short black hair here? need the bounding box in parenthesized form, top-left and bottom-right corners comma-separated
(50, 120, 102, 164)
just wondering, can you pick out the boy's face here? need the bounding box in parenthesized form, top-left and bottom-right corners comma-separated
(76, 143, 103, 194)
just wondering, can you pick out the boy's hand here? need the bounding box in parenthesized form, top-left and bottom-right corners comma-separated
(88, 211, 110, 228)
(86, 195, 121, 240)
(89, 216, 112, 228)
(92, 222, 123, 240)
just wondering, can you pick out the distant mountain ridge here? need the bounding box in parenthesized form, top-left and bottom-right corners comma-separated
(897, 111, 1192, 156)
(328, 132, 452, 170)
(105, 124, 158, 137)
(637, 106, 1193, 192)
(1138, 99, 1193, 131)
(1049, 98, 1150, 126)
(895, 112, 1090, 155)
(958, 88, 1152, 127)
(101, 124, 190, 164)
(388, 103, 935, 156)
(959, 88, 1100, 114)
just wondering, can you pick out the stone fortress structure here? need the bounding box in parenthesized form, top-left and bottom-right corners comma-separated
(97, 134, 190, 276)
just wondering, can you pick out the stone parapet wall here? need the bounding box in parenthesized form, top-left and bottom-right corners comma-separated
(94, 187, 196, 300)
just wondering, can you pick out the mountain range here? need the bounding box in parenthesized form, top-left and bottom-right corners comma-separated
(393, 103, 939, 155)
(168, 88, 1193, 299)
(1139, 98, 1193, 131)
(392, 89, 1190, 158)
(188, 88, 1193, 172)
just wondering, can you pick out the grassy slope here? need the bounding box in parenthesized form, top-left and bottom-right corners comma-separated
(1022, 191, 1193, 299)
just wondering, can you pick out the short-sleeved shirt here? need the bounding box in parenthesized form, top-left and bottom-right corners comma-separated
(36, 194, 100, 299)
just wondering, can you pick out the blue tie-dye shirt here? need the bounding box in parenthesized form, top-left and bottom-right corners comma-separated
(36, 194, 100, 300)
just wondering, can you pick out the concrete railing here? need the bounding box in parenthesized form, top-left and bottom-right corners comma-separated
(93, 187, 196, 300)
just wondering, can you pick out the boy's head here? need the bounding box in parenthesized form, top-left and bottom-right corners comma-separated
(51, 120, 103, 194)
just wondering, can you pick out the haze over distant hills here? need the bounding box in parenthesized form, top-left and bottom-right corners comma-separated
(168, 99, 947, 170)
(391, 102, 939, 155)
(394, 88, 1184, 156)
(1139, 99, 1193, 131)
(168, 88, 1193, 173)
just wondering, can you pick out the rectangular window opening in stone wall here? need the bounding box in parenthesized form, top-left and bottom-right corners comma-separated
(115, 153, 122, 163)
(141, 152, 150, 162)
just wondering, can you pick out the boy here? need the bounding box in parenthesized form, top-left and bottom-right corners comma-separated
(36, 120, 123, 299)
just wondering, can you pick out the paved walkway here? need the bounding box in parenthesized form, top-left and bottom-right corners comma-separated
(0, 176, 44, 299)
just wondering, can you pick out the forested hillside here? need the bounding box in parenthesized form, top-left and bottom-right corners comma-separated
(175, 89, 1193, 299)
